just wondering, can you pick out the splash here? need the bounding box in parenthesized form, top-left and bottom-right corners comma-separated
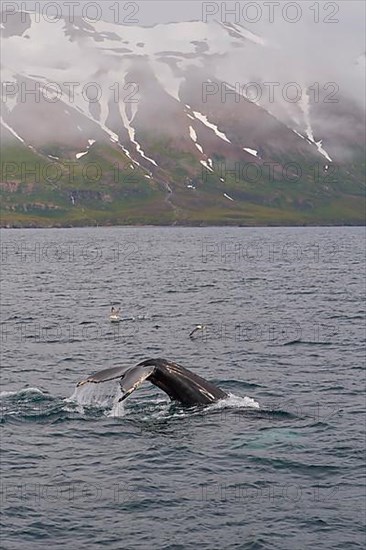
(107, 392, 125, 418)
(139, 393, 261, 422)
(209, 393, 260, 411)
(66, 381, 126, 418)
(67, 382, 119, 407)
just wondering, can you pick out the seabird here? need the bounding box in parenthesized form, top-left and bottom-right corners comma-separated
(189, 324, 206, 338)
(110, 306, 120, 323)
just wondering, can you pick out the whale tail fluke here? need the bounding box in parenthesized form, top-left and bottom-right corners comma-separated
(76, 357, 227, 406)
(118, 365, 155, 402)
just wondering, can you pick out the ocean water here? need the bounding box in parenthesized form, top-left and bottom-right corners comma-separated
(0, 226, 365, 550)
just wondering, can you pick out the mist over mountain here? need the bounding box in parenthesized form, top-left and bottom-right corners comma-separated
(0, 9, 365, 226)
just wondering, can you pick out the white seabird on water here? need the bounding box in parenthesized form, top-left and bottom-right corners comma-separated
(110, 306, 120, 323)
(189, 324, 206, 338)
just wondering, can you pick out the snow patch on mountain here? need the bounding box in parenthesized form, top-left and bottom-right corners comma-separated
(243, 147, 259, 157)
(120, 101, 158, 166)
(75, 138, 96, 159)
(299, 93, 332, 162)
(200, 160, 213, 172)
(314, 140, 333, 162)
(76, 151, 88, 159)
(90, 19, 239, 59)
(189, 125, 197, 142)
(192, 110, 231, 143)
(189, 125, 204, 154)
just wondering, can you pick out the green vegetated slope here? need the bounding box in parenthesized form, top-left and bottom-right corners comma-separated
(1, 137, 365, 227)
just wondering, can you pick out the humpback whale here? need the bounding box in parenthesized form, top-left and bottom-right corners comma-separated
(77, 358, 227, 406)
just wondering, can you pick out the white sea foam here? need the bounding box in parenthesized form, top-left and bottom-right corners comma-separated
(210, 393, 260, 410)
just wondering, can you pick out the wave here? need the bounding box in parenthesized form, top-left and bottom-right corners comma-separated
(0, 387, 77, 424)
(282, 339, 334, 346)
(1, 383, 302, 426)
(1, 380, 262, 423)
(0, 387, 45, 398)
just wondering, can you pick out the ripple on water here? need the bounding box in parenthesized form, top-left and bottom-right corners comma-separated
(1, 226, 364, 549)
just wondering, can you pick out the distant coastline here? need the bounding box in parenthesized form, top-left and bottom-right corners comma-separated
(1, 221, 364, 229)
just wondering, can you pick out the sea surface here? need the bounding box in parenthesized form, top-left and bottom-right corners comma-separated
(0, 226, 365, 550)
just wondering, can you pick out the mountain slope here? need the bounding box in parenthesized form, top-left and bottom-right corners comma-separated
(0, 11, 365, 226)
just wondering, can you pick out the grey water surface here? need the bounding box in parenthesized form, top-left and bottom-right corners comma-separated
(1, 227, 365, 549)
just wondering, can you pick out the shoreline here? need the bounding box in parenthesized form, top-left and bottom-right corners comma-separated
(1, 222, 364, 230)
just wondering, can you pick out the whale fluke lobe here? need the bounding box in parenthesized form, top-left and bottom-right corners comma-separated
(76, 365, 129, 387)
(76, 358, 227, 406)
(119, 364, 155, 402)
